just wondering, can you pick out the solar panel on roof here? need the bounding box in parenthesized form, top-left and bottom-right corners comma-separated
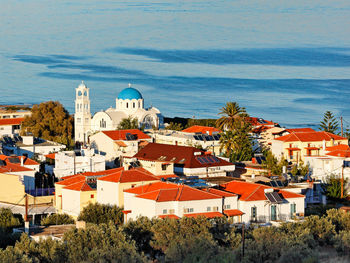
(8, 157, 20, 164)
(276, 180, 283, 187)
(202, 157, 210, 163)
(207, 135, 214, 141)
(0, 160, 5, 166)
(197, 157, 205, 164)
(265, 192, 283, 204)
(213, 135, 220, 140)
(270, 181, 278, 187)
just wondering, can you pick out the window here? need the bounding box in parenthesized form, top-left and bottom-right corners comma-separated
(213, 206, 219, 212)
(90, 194, 94, 198)
(126, 103, 129, 108)
(161, 164, 167, 171)
(77, 118, 81, 123)
(163, 209, 167, 214)
(224, 204, 231, 209)
(184, 208, 194, 213)
(271, 205, 277, 221)
(207, 207, 211, 212)
(133, 102, 135, 108)
(251, 207, 257, 221)
(100, 118, 106, 128)
(169, 209, 175, 214)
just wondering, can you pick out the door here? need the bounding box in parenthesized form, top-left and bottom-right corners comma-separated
(271, 205, 277, 221)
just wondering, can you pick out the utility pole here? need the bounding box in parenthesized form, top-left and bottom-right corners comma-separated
(341, 163, 344, 199)
(341, 116, 343, 137)
(241, 224, 245, 258)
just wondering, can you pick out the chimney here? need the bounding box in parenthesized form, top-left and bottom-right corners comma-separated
(22, 136, 34, 146)
(20, 156, 24, 166)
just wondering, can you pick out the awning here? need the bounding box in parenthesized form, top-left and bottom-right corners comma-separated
(184, 212, 224, 218)
(223, 209, 244, 217)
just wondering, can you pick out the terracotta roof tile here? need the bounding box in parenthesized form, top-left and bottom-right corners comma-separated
(63, 181, 95, 191)
(0, 118, 24, 126)
(158, 214, 180, 219)
(275, 131, 347, 143)
(224, 209, 244, 216)
(98, 168, 159, 183)
(220, 181, 304, 201)
(182, 125, 220, 135)
(286, 128, 316, 133)
(134, 143, 234, 169)
(201, 188, 237, 197)
(326, 144, 350, 151)
(124, 181, 178, 194)
(55, 175, 86, 186)
(102, 129, 150, 141)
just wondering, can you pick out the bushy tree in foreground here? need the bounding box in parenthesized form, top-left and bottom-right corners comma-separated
(41, 213, 75, 226)
(78, 203, 123, 225)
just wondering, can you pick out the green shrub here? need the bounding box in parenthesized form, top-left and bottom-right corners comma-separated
(78, 203, 123, 225)
(41, 214, 75, 226)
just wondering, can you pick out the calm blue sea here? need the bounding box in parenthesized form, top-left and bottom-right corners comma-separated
(1, 0, 350, 128)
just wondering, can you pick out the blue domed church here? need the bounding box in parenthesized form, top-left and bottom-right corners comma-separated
(75, 82, 163, 143)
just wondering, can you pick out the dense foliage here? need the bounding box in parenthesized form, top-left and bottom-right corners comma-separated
(319, 110, 339, 134)
(164, 117, 217, 128)
(262, 150, 289, 176)
(41, 214, 75, 226)
(0, 209, 22, 249)
(0, 210, 349, 262)
(322, 174, 349, 200)
(20, 101, 74, 147)
(165, 122, 183, 131)
(117, 116, 139, 130)
(77, 203, 124, 225)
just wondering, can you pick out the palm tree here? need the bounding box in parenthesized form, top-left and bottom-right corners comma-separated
(216, 102, 248, 130)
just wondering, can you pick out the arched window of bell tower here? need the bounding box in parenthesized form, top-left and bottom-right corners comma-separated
(126, 102, 129, 108)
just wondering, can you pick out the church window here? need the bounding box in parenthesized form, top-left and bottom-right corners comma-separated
(77, 118, 81, 123)
(78, 91, 82, 96)
(126, 103, 129, 108)
(138, 102, 140, 108)
(133, 102, 135, 108)
(100, 118, 106, 128)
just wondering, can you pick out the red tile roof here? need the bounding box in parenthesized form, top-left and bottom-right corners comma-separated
(124, 181, 178, 195)
(45, 153, 56, 159)
(158, 214, 180, 219)
(136, 185, 222, 202)
(220, 181, 304, 201)
(63, 181, 95, 191)
(184, 212, 224, 218)
(0, 162, 33, 173)
(80, 167, 124, 177)
(248, 117, 276, 127)
(275, 131, 347, 143)
(102, 129, 150, 141)
(201, 188, 237, 197)
(325, 144, 350, 151)
(0, 118, 24, 126)
(224, 209, 244, 217)
(0, 155, 39, 165)
(182, 125, 220, 135)
(97, 168, 159, 183)
(55, 175, 86, 186)
(133, 143, 234, 169)
(326, 150, 350, 158)
(286, 128, 316, 133)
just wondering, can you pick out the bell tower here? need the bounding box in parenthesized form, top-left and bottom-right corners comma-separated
(74, 81, 91, 143)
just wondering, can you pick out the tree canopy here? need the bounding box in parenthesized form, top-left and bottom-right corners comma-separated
(117, 116, 139, 130)
(319, 111, 339, 134)
(78, 203, 124, 225)
(20, 101, 74, 147)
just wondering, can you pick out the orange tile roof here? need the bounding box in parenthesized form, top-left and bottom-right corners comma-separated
(134, 184, 222, 202)
(326, 150, 350, 158)
(0, 162, 33, 173)
(248, 117, 276, 127)
(0, 118, 24, 126)
(134, 143, 233, 169)
(224, 209, 244, 217)
(55, 175, 86, 186)
(63, 181, 95, 191)
(102, 129, 150, 141)
(115, 141, 127, 147)
(0, 155, 39, 165)
(220, 181, 304, 201)
(201, 188, 237, 197)
(158, 214, 180, 219)
(275, 131, 347, 143)
(124, 181, 178, 194)
(80, 167, 124, 177)
(98, 168, 160, 184)
(286, 128, 316, 133)
(45, 153, 56, 159)
(184, 212, 224, 218)
(325, 144, 350, 151)
(182, 125, 220, 135)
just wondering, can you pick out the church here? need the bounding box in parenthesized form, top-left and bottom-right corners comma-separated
(74, 82, 164, 143)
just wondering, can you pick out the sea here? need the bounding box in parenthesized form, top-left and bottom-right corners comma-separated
(1, 0, 350, 128)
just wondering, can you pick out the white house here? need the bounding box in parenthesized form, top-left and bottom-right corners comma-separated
(52, 148, 105, 179)
(124, 181, 234, 221)
(0, 118, 24, 137)
(129, 143, 235, 178)
(74, 82, 164, 143)
(89, 129, 152, 166)
(220, 181, 305, 224)
(97, 167, 160, 207)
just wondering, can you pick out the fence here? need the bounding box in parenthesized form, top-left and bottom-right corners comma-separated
(26, 188, 55, 197)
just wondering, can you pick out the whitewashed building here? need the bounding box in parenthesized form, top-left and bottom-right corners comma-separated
(74, 82, 164, 143)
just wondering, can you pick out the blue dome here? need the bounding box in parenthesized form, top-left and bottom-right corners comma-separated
(118, 87, 143, 100)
